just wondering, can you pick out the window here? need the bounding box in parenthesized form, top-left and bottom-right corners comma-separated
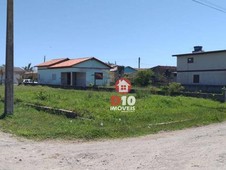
(121, 85, 127, 91)
(95, 72, 103, 80)
(52, 74, 56, 80)
(193, 75, 199, 83)
(187, 57, 194, 63)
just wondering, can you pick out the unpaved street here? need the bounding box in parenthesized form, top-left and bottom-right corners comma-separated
(0, 122, 226, 170)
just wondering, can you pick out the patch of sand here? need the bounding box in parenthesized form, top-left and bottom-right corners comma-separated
(1, 122, 226, 170)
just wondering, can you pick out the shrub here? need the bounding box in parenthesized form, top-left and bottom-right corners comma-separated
(149, 86, 159, 94)
(134, 70, 153, 87)
(162, 82, 184, 95)
(35, 91, 49, 100)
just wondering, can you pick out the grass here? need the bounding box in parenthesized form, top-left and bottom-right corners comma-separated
(0, 85, 226, 140)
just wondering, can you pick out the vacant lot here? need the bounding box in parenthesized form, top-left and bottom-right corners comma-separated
(0, 85, 226, 139)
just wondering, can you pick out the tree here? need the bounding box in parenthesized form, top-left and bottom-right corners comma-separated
(134, 70, 153, 87)
(23, 63, 34, 72)
(4, 0, 14, 115)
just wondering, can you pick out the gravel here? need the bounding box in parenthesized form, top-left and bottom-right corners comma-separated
(0, 122, 226, 170)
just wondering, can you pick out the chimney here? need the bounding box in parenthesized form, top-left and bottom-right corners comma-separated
(193, 46, 203, 53)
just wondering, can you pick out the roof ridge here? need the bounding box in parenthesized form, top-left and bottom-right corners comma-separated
(69, 57, 92, 60)
(173, 49, 226, 57)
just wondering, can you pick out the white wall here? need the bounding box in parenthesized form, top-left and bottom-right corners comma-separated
(0, 72, 23, 84)
(176, 51, 226, 85)
(177, 71, 226, 85)
(38, 66, 110, 86)
(177, 52, 226, 71)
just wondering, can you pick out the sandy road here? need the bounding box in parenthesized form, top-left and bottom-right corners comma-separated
(0, 122, 226, 170)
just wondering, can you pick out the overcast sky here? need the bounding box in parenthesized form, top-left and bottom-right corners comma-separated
(1, 0, 226, 68)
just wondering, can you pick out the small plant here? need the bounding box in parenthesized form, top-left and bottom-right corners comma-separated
(89, 83, 94, 87)
(162, 82, 184, 95)
(35, 91, 48, 100)
(149, 86, 159, 94)
(168, 82, 184, 95)
(87, 92, 94, 98)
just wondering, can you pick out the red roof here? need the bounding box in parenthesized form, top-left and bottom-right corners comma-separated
(49, 57, 111, 68)
(36, 57, 111, 69)
(49, 57, 92, 68)
(36, 58, 69, 67)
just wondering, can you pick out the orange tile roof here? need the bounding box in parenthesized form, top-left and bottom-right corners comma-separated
(36, 58, 69, 67)
(49, 57, 92, 68)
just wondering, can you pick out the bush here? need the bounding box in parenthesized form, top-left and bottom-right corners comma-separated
(134, 70, 153, 87)
(35, 91, 49, 100)
(162, 82, 184, 95)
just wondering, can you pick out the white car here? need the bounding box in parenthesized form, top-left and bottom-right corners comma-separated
(22, 79, 38, 84)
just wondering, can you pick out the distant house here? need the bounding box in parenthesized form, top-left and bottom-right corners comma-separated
(150, 65, 176, 84)
(36, 57, 111, 87)
(124, 66, 137, 74)
(23, 71, 38, 81)
(173, 46, 226, 86)
(109, 65, 125, 84)
(109, 65, 137, 84)
(0, 66, 25, 84)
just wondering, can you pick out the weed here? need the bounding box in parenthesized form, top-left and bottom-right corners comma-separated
(35, 91, 49, 100)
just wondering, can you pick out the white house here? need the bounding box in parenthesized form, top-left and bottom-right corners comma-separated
(36, 57, 111, 87)
(173, 46, 226, 86)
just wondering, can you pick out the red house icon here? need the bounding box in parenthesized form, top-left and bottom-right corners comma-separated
(115, 78, 131, 94)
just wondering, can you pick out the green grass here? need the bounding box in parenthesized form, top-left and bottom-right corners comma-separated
(0, 85, 226, 140)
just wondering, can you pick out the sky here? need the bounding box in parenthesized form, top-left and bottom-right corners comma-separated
(1, 0, 226, 68)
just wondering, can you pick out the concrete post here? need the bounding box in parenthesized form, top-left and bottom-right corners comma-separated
(4, 0, 14, 115)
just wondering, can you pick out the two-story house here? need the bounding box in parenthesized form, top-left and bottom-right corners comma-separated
(173, 46, 226, 86)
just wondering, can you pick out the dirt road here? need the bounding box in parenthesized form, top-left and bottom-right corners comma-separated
(0, 122, 226, 170)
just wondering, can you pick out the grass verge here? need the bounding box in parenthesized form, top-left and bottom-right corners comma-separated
(0, 85, 226, 140)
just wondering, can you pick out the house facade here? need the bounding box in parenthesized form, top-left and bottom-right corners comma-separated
(150, 65, 176, 84)
(0, 66, 25, 84)
(109, 65, 125, 84)
(36, 57, 111, 87)
(173, 46, 226, 86)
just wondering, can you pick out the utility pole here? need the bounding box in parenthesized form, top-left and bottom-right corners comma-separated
(4, 0, 14, 115)
(138, 57, 140, 69)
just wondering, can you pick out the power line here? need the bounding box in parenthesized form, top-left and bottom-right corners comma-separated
(202, 0, 226, 11)
(192, 0, 226, 14)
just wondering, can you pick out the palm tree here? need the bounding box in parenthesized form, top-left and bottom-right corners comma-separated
(23, 63, 34, 72)
(23, 63, 34, 81)
(4, 0, 14, 115)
